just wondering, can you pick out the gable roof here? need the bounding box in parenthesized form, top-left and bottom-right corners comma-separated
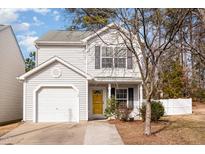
(35, 23, 116, 45)
(17, 56, 92, 81)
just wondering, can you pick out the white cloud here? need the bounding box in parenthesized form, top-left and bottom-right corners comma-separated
(54, 15, 60, 21)
(13, 22, 30, 32)
(33, 16, 44, 26)
(0, 9, 19, 24)
(52, 10, 60, 21)
(32, 9, 51, 15)
(53, 10, 59, 15)
(0, 8, 51, 24)
(17, 34, 38, 52)
(27, 31, 37, 35)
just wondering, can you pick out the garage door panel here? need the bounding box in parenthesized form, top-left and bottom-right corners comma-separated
(37, 87, 78, 122)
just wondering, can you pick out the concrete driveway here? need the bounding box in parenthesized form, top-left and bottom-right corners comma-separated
(0, 121, 123, 145)
(0, 122, 87, 145)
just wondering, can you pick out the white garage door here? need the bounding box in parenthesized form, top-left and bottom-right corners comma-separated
(37, 87, 78, 122)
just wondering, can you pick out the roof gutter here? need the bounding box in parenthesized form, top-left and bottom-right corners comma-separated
(35, 41, 86, 47)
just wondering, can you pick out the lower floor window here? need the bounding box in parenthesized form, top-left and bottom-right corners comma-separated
(115, 89, 127, 107)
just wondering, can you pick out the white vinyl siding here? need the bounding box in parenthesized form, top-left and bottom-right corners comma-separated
(24, 61, 87, 121)
(0, 27, 25, 123)
(37, 46, 86, 72)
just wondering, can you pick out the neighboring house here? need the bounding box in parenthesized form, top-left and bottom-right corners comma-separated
(18, 24, 143, 123)
(0, 25, 25, 124)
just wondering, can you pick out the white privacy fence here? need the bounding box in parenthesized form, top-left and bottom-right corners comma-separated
(157, 98, 192, 115)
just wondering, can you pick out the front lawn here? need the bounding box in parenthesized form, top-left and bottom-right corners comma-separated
(109, 102, 205, 144)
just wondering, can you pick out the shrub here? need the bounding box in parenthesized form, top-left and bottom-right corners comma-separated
(104, 97, 117, 118)
(192, 88, 205, 102)
(140, 101, 165, 122)
(104, 97, 134, 121)
(117, 106, 133, 122)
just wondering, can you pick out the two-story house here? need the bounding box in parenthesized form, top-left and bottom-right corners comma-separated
(18, 24, 143, 123)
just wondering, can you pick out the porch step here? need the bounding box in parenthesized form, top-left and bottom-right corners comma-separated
(88, 115, 107, 121)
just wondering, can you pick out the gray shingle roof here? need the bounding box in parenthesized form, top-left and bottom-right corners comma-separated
(0, 25, 9, 31)
(36, 30, 94, 42)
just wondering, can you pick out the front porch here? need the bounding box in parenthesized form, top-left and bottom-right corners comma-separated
(88, 81, 143, 120)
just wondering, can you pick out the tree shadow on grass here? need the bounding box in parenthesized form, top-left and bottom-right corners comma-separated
(151, 120, 173, 135)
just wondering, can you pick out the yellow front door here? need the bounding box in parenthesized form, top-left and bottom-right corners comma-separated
(92, 90, 103, 114)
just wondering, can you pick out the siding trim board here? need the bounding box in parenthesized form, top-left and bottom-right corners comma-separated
(33, 84, 80, 123)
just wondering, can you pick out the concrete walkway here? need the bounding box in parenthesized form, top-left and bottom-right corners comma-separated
(84, 121, 124, 145)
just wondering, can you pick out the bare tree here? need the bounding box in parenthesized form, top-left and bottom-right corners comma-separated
(66, 8, 193, 135)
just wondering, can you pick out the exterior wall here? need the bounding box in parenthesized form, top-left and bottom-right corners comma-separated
(24, 61, 87, 121)
(37, 46, 86, 72)
(88, 83, 141, 119)
(0, 27, 25, 123)
(86, 29, 141, 78)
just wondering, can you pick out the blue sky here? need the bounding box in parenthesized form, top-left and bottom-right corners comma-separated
(0, 8, 73, 58)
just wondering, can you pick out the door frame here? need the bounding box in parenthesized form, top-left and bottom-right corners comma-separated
(89, 86, 106, 116)
(33, 84, 79, 123)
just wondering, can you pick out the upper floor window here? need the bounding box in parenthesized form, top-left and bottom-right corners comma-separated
(95, 46, 133, 69)
(101, 46, 126, 68)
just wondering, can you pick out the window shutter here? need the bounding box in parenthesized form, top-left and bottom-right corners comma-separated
(111, 88, 115, 98)
(127, 50, 133, 69)
(128, 88, 134, 109)
(95, 46, 100, 69)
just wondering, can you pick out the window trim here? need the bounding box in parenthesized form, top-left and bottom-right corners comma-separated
(100, 46, 127, 69)
(115, 88, 128, 107)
